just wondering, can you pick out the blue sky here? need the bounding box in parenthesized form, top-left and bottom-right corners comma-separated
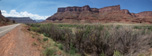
(0, 0, 152, 20)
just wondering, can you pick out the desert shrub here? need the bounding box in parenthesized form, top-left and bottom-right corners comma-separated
(147, 26, 152, 31)
(57, 24, 80, 28)
(116, 25, 122, 29)
(39, 24, 53, 35)
(30, 27, 40, 32)
(57, 43, 63, 50)
(100, 52, 105, 56)
(74, 26, 151, 56)
(43, 38, 48, 42)
(113, 50, 122, 56)
(68, 43, 77, 55)
(43, 47, 57, 56)
(27, 23, 41, 27)
(108, 27, 151, 56)
(138, 54, 145, 56)
(43, 33, 49, 37)
(74, 26, 107, 55)
(39, 24, 73, 42)
(28, 23, 152, 56)
(134, 26, 142, 29)
(69, 48, 76, 55)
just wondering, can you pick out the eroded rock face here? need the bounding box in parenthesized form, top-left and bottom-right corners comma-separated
(82, 5, 91, 11)
(99, 5, 120, 13)
(57, 5, 98, 12)
(91, 8, 99, 13)
(132, 11, 152, 23)
(46, 5, 152, 24)
(57, 8, 66, 12)
(136, 11, 152, 18)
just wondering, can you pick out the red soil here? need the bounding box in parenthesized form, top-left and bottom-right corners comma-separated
(0, 25, 41, 56)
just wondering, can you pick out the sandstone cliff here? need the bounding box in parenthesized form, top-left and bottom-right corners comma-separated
(46, 5, 152, 23)
(57, 5, 98, 12)
(0, 10, 13, 26)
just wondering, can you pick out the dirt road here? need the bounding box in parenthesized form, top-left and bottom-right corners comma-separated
(0, 24, 41, 56)
(0, 24, 20, 37)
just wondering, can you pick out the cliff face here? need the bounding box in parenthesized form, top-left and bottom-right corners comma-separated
(135, 11, 152, 18)
(132, 11, 152, 23)
(6, 17, 36, 23)
(57, 5, 98, 12)
(0, 10, 13, 26)
(99, 5, 120, 13)
(46, 5, 152, 23)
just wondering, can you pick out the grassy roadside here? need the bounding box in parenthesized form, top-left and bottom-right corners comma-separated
(27, 23, 152, 56)
(28, 26, 80, 56)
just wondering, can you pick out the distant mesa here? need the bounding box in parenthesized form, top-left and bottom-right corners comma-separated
(6, 17, 36, 23)
(46, 5, 152, 24)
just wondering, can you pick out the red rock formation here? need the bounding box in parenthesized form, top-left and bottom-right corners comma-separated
(82, 5, 91, 11)
(133, 11, 152, 23)
(0, 10, 14, 26)
(136, 11, 152, 18)
(57, 5, 98, 12)
(99, 5, 120, 13)
(46, 5, 152, 24)
(57, 8, 66, 12)
(121, 9, 131, 14)
(91, 8, 99, 13)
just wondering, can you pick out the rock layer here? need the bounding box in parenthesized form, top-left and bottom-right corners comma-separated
(46, 5, 152, 24)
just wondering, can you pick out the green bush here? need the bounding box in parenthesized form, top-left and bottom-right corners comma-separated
(147, 26, 152, 30)
(100, 53, 105, 56)
(57, 43, 63, 50)
(43, 47, 57, 56)
(43, 38, 48, 42)
(113, 50, 122, 56)
(134, 26, 142, 29)
(69, 49, 76, 55)
(30, 27, 40, 32)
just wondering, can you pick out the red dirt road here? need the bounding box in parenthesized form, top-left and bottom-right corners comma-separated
(0, 25, 41, 56)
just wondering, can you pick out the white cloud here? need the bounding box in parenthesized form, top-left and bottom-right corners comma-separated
(1, 10, 49, 20)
